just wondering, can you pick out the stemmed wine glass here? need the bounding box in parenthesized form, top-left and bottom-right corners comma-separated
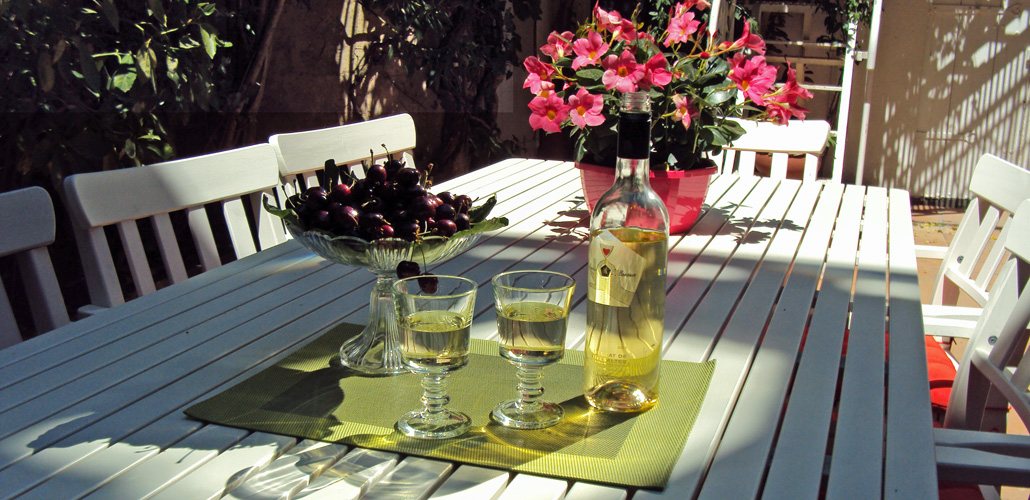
(393, 275, 477, 439)
(491, 270, 575, 429)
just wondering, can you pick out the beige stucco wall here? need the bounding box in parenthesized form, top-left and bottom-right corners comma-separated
(846, 0, 1029, 196)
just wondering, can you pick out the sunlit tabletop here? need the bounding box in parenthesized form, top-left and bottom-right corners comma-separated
(0, 158, 936, 500)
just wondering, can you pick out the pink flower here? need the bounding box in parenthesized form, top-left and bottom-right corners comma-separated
(568, 88, 606, 128)
(763, 63, 812, 123)
(535, 80, 555, 98)
(731, 22, 765, 54)
(664, 10, 700, 47)
(528, 94, 569, 133)
(601, 50, 645, 92)
(523, 56, 555, 94)
(594, 3, 625, 33)
(671, 94, 699, 129)
(572, 31, 609, 69)
(674, 0, 711, 14)
(729, 53, 777, 105)
(614, 19, 637, 42)
(640, 53, 673, 89)
(541, 31, 574, 59)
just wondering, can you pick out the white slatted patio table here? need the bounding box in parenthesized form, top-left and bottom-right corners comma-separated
(0, 159, 937, 500)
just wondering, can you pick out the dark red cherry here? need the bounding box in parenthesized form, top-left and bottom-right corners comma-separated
(372, 224, 394, 240)
(438, 192, 454, 205)
(418, 273, 439, 294)
(331, 205, 359, 229)
(397, 260, 420, 279)
(403, 184, 427, 199)
(435, 219, 457, 237)
(410, 196, 436, 220)
(366, 164, 388, 184)
(453, 195, 472, 213)
(435, 203, 456, 221)
(395, 168, 420, 187)
(454, 213, 471, 231)
(304, 186, 329, 207)
(329, 184, 352, 204)
(313, 210, 331, 229)
(396, 221, 420, 241)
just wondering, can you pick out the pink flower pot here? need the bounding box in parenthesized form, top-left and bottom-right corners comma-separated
(575, 162, 717, 234)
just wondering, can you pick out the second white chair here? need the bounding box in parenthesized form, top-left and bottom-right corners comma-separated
(714, 118, 834, 182)
(62, 144, 285, 311)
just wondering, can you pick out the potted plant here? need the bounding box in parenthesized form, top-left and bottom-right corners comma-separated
(523, 1, 812, 230)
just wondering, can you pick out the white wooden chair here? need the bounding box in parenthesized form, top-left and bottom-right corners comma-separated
(714, 118, 833, 182)
(918, 155, 1030, 346)
(62, 144, 285, 311)
(269, 114, 417, 201)
(934, 199, 1030, 499)
(0, 187, 69, 346)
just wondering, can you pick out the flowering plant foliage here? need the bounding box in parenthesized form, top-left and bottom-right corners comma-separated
(524, 1, 813, 170)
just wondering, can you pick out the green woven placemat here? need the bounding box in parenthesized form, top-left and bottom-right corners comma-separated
(185, 323, 715, 489)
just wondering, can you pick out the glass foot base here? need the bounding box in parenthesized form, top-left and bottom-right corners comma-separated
(491, 400, 564, 429)
(397, 409, 471, 439)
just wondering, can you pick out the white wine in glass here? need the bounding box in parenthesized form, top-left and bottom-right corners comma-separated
(394, 276, 477, 439)
(491, 270, 575, 429)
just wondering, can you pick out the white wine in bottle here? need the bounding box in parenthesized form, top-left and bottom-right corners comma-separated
(584, 92, 669, 412)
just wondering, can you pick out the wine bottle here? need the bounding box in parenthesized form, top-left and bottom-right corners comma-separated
(584, 92, 669, 412)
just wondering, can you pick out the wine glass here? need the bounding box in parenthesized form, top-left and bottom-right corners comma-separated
(393, 275, 477, 439)
(491, 270, 575, 429)
(287, 223, 482, 375)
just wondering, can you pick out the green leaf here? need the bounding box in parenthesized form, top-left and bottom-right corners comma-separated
(166, 55, 180, 83)
(468, 194, 497, 223)
(262, 196, 301, 227)
(100, 0, 119, 32)
(37, 52, 55, 92)
(197, 2, 217, 16)
(199, 24, 217, 59)
(458, 216, 509, 238)
(124, 138, 137, 159)
(704, 90, 734, 106)
(575, 68, 604, 82)
(73, 37, 103, 92)
(136, 49, 153, 79)
(147, 0, 166, 26)
(112, 70, 136, 92)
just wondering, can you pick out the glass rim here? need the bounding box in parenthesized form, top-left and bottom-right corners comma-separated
(393, 275, 478, 298)
(491, 269, 575, 293)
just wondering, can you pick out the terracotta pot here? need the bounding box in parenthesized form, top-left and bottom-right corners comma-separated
(575, 162, 717, 234)
(753, 153, 812, 180)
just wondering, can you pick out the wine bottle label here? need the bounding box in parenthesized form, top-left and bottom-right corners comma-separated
(588, 229, 645, 307)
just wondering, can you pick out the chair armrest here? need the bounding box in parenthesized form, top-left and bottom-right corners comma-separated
(76, 304, 109, 319)
(935, 428, 1030, 487)
(922, 304, 980, 340)
(914, 243, 948, 260)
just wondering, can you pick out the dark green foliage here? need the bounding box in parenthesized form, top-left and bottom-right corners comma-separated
(359, 0, 542, 169)
(0, 0, 254, 191)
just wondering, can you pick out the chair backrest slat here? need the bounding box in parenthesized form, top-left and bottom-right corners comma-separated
(944, 199, 1030, 432)
(63, 143, 284, 308)
(929, 154, 1030, 307)
(0, 187, 69, 345)
(116, 219, 157, 297)
(151, 213, 189, 284)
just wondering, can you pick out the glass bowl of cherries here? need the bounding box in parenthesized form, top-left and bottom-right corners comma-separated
(265, 155, 506, 375)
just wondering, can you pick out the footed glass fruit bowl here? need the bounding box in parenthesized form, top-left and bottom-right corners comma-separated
(287, 222, 484, 375)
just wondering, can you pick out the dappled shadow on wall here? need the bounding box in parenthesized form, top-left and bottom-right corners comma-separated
(876, 5, 1029, 204)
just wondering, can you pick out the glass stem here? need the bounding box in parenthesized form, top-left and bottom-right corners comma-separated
(421, 373, 450, 420)
(516, 365, 544, 411)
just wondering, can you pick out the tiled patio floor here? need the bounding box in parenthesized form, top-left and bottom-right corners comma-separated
(911, 206, 1028, 499)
